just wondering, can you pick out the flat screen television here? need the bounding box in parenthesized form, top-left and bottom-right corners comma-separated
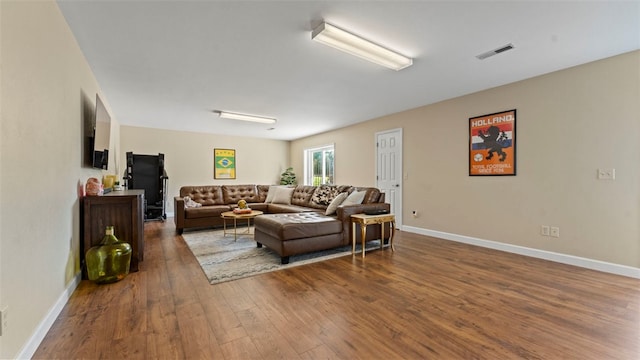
(92, 94, 111, 170)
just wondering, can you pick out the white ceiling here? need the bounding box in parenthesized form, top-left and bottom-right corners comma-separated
(57, 1, 640, 141)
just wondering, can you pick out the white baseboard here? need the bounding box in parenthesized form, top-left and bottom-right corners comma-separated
(17, 273, 82, 359)
(402, 225, 640, 279)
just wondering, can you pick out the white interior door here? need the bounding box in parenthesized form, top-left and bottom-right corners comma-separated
(375, 128, 403, 228)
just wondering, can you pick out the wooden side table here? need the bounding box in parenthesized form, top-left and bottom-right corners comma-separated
(221, 210, 263, 241)
(350, 213, 395, 258)
(82, 190, 144, 279)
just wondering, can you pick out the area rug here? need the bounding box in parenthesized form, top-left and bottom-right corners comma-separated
(181, 229, 381, 284)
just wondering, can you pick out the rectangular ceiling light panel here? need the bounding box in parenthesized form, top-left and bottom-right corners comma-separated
(312, 22, 413, 71)
(218, 111, 277, 124)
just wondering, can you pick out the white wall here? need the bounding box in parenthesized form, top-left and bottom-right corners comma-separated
(0, 1, 118, 358)
(120, 126, 290, 215)
(292, 51, 640, 269)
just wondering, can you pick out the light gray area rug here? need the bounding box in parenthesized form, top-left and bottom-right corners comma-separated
(182, 229, 381, 284)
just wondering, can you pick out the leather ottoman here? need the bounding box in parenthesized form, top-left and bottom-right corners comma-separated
(254, 213, 343, 264)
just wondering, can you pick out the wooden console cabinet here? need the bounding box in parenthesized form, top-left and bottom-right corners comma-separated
(81, 190, 145, 279)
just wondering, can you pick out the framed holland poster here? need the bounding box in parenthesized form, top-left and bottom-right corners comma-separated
(469, 109, 516, 176)
(214, 148, 236, 179)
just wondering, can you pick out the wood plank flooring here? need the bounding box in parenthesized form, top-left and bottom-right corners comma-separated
(34, 220, 640, 359)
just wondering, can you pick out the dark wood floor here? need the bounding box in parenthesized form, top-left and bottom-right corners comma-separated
(34, 220, 640, 359)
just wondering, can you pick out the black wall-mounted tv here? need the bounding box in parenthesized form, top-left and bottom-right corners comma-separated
(92, 94, 111, 170)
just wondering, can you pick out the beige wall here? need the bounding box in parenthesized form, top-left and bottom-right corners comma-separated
(292, 51, 640, 268)
(291, 136, 378, 188)
(120, 126, 290, 214)
(0, 1, 118, 357)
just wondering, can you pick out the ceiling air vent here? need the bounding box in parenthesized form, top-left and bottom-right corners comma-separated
(476, 43, 515, 60)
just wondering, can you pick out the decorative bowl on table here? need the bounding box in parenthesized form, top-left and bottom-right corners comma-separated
(233, 208, 252, 214)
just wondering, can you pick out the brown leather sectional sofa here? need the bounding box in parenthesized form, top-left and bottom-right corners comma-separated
(174, 184, 391, 261)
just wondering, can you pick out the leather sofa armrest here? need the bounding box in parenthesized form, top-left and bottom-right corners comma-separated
(336, 203, 391, 219)
(336, 203, 392, 243)
(174, 196, 185, 233)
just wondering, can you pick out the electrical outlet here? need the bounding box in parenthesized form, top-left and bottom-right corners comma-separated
(550, 227, 560, 238)
(0, 307, 7, 336)
(541, 225, 550, 236)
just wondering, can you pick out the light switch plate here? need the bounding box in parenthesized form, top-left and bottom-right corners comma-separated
(597, 168, 616, 180)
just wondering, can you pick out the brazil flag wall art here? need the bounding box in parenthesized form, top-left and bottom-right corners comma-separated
(214, 148, 236, 179)
(469, 109, 516, 176)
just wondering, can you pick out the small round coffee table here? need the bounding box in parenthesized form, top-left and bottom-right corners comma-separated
(221, 210, 263, 241)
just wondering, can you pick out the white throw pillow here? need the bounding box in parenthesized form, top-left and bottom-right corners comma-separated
(265, 185, 282, 203)
(341, 190, 366, 206)
(183, 196, 202, 209)
(324, 192, 348, 215)
(272, 187, 294, 205)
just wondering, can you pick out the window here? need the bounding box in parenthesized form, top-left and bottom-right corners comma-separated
(304, 145, 334, 185)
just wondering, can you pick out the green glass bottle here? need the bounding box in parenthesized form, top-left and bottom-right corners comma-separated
(86, 226, 132, 284)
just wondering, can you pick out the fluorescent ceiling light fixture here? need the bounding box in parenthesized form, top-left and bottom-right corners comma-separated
(217, 111, 276, 124)
(476, 43, 515, 60)
(311, 22, 413, 71)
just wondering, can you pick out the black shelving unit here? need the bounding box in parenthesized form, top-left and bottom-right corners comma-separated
(123, 152, 168, 221)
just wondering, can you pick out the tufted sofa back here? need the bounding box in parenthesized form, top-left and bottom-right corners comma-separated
(256, 185, 270, 202)
(289, 185, 381, 207)
(179, 186, 225, 206)
(355, 187, 382, 204)
(222, 185, 258, 203)
(291, 185, 319, 208)
(179, 184, 383, 207)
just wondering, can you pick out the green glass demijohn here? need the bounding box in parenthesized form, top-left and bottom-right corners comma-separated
(86, 225, 132, 284)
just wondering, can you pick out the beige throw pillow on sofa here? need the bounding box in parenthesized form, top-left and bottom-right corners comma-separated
(265, 185, 282, 203)
(341, 190, 366, 206)
(324, 192, 348, 215)
(272, 186, 294, 205)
